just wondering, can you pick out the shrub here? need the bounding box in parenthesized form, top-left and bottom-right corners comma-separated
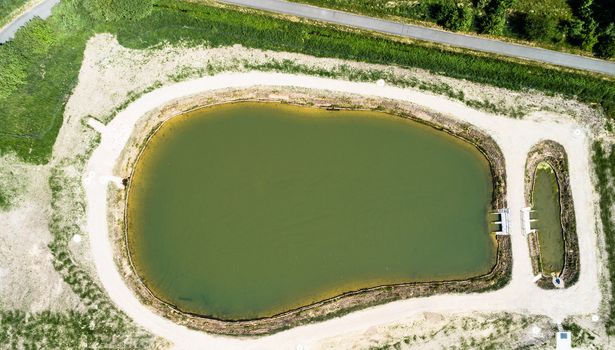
(524, 13, 558, 42)
(580, 19, 598, 50)
(480, 0, 515, 35)
(82, 0, 153, 22)
(0, 47, 27, 99)
(11, 17, 55, 55)
(594, 23, 615, 58)
(474, 0, 491, 11)
(435, 2, 474, 32)
(568, 0, 599, 50)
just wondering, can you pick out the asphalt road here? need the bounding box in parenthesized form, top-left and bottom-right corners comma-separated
(0, 0, 61, 43)
(220, 0, 615, 76)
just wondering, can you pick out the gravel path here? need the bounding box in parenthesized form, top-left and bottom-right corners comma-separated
(83, 72, 601, 349)
(219, 0, 615, 76)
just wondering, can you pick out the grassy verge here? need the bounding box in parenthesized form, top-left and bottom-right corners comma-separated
(591, 141, 615, 334)
(0, 0, 29, 28)
(1, 0, 614, 164)
(0, 310, 154, 349)
(287, 0, 442, 23)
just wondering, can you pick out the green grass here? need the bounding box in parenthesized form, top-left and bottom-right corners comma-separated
(0, 193, 8, 209)
(0, 0, 614, 166)
(0, 0, 29, 27)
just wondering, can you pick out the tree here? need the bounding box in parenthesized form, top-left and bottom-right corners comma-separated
(524, 13, 558, 42)
(581, 18, 598, 50)
(594, 23, 615, 58)
(83, 0, 153, 22)
(436, 2, 474, 32)
(566, 17, 598, 50)
(474, 0, 491, 11)
(567, 0, 599, 50)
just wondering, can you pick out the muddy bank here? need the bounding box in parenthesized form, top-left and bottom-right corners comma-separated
(108, 87, 510, 336)
(524, 140, 579, 289)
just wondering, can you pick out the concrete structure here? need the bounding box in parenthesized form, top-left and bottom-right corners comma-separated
(521, 207, 537, 236)
(553, 275, 565, 289)
(556, 331, 572, 350)
(493, 208, 510, 236)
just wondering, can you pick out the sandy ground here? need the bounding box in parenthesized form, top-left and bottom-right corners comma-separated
(0, 154, 81, 312)
(319, 312, 557, 349)
(72, 34, 604, 132)
(83, 72, 602, 349)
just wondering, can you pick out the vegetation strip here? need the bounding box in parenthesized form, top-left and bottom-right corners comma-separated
(1, 0, 615, 164)
(221, 0, 615, 75)
(524, 140, 580, 289)
(287, 0, 615, 59)
(107, 87, 511, 336)
(591, 142, 615, 334)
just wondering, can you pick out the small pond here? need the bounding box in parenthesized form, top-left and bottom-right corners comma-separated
(532, 162, 565, 274)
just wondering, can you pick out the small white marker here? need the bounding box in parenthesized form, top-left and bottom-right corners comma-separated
(532, 326, 541, 335)
(376, 79, 385, 87)
(573, 128, 582, 138)
(72, 234, 82, 243)
(592, 314, 600, 322)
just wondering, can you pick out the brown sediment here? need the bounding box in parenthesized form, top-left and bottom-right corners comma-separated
(107, 86, 510, 336)
(524, 140, 580, 289)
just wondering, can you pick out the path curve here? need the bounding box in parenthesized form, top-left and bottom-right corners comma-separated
(219, 0, 615, 76)
(0, 0, 60, 43)
(84, 72, 601, 349)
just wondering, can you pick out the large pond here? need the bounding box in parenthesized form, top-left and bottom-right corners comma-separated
(127, 103, 496, 321)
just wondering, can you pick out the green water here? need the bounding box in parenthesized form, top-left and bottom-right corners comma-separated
(127, 103, 496, 321)
(532, 163, 565, 274)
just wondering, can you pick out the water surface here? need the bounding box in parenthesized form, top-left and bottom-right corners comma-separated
(532, 163, 565, 274)
(128, 103, 496, 320)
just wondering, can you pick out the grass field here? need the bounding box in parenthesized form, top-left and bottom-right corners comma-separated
(1, 0, 614, 164)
